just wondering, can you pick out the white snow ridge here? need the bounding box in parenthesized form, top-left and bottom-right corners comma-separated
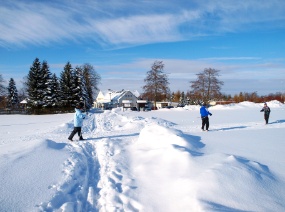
(0, 101, 285, 211)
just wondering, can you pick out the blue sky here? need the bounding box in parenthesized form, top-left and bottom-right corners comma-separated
(0, 0, 285, 95)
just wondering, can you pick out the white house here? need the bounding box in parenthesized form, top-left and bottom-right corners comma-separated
(93, 91, 107, 109)
(94, 90, 139, 109)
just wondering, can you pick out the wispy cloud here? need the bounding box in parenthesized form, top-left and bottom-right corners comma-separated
(0, 2, 87, 47)
(0, 0, 285, 48)
(199, 57, 261, 61)
(92, 14, 184, 46)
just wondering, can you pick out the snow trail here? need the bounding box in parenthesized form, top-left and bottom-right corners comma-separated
(38, 140, 100, 211)
(38, 109, 146, 211)
(93, 110, 143, 211)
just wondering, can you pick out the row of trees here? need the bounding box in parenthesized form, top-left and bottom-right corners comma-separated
(166, 90, 284, 105)
(1, 59, 284, 113)
(232, 91, 284, 103)
(142, 61, 224, 106)
(142, 60, 284, 106)
(0, 58, 101, 113)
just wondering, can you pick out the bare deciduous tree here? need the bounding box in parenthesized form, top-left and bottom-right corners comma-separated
(142, 61, 170, 108)
(190, 68, 224, 102)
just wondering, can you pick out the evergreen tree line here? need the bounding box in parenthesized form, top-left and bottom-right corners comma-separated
(25, 58, 101, 113)
(0, 58, 101, 114)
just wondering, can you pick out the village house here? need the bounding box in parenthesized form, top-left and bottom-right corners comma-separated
(94, 89, 139, 110)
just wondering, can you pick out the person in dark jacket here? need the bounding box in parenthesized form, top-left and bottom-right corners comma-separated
(200, 103, 212, 131)
(260, 102, 270, 124)
(68, 102, 86, 141)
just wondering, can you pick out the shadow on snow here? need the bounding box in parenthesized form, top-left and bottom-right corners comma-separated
(269, 119, 285, 124)
(173, 131, 205, 157)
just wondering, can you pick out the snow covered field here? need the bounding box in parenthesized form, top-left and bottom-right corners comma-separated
(0, 101, 285, 212)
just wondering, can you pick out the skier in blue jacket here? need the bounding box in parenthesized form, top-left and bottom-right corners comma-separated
(200, 103, 212, 131)
(68, 102, 86, 141)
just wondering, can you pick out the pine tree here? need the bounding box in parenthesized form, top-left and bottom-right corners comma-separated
(41, 61, 53, 108)
(142, 61, 170, 108)
(50, 74, 60, 107)
(59, 62, 75, 108)
(0, 74, 5, 96)
(82, 63, 101, 109)
(179, 91, 186, 106)
(26, 58, 44, 108)
(73, 66, 89, 107)
(7, 78, 19, 108)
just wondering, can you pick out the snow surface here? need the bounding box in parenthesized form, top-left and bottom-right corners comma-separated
(0, 101, 285, 211)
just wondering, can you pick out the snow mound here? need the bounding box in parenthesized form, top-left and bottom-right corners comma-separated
(182, 105, 200, 110)
(211, 101, 260, 110)
(238, 101, 260, 107)
(266, 100, 285, 108)
(134, 124, 202, 151)
(130, 125, 205, 211)
(198, 154, 285, 211)
(130, 124, 285, 211)
(208, 100, 284, 110)
(210, 104, 237, 110)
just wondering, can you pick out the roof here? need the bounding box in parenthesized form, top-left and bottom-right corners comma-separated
(96, 89, 140, 102)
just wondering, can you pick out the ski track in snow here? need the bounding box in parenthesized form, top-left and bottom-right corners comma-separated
(36, 109, 182, 211)
(38, 110, 148, 211)
(4, 105, 285, 211)
(37, 114, 100, 211)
